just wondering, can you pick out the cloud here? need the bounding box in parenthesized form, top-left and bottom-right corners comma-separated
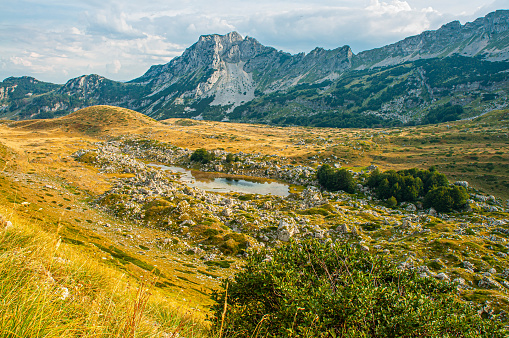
(86, 7, 145, 40)
(231, 2, 443, 54)
(366, 0, 412, 15)
(106, 59, 121, 74)
(10, 56, 33, 67)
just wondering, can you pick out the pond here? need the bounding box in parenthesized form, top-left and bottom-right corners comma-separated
(149, 164, 289, 197)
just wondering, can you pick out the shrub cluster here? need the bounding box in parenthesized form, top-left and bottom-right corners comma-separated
(190, 148, 215, 164)
(424, 185, 469, 213)
(211, 240, 505, 337)
(366, 167, 448, 202)
(317, 166, 468, 212)
(225, 153, 240, 163)
(367, 167, 468, 211)
(316, 164, 356, 193)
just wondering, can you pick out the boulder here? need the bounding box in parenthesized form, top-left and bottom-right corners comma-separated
(336, 223, 350, 234)
(406, 204, 417, 212)
(277, 219, 297, 242)
(454, 181, 469, 188)
(222, 208, 233, 217)
(435, 272, 450, 281)
(462, 260, 475, 271)
(478, 276, 501, 289)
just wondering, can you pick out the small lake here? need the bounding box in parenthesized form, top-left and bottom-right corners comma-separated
(149, 164, 289, 197)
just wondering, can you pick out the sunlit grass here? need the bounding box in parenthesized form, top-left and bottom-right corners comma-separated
(0, 209, 210, 338)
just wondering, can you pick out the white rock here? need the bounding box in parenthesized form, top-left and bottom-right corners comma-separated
(222, 208, 233, 217)
(277, 219, 297, 242)
(435, 273, 450, 281)
(478, 276, 501, 289)
(454, 181, 469, 188)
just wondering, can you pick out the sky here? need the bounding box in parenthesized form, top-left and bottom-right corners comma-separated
(0, 0, 507, 84)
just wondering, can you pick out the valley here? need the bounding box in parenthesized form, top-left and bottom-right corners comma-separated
(0, 105, 509, 336)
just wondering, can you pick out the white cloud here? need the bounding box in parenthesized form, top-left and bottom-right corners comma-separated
(10, 56, 32, 67)
(106, 59, 121, 74)
(70, 27, 83, 35)
(86, 8, 145, 40)
(366, 0, 412, 15)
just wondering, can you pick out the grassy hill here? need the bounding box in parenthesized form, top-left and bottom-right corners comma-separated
(8, 105, 160, 135)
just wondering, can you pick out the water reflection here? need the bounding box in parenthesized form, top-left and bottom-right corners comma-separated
(149, 164, 289, 196)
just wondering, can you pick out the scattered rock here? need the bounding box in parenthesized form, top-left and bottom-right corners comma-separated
(478, 276, 501, 289)
(277, 219, 297, 242)
(454, 181, 469, 188)
(463, 260, 475, 271)
(435, 272, 450, 281)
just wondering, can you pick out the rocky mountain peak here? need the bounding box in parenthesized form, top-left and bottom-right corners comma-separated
(59, 74, 106, 97)
(439, 20, 461, 31)
(6, 10, 508, 124)
(198, 31, 243, 44)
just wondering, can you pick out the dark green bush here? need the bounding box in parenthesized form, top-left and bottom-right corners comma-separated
(225, 153, 235, 163)
(190, 148, 215, 164)
(317, 165, 356, 193)
(422, 103, 464, 124)
(387, 196, 398, 208)
(367, 167, 448, 203)
(211, 240, 505, 337)
(424, 185, 469, 212)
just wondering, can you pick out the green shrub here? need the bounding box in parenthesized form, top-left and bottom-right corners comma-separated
(387, 196, 398, 208)
(77, 151, 98, 164)
(367, 167, 448, 203)
(211, 240, 504, 337)
(424, 185, 469, 212)
(225, 153, 235, 163)
(317, 165, 356, 193)
(190, 148, 215, 164)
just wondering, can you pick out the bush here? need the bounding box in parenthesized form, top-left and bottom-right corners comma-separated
(317, 165, 356, 193)
(387, 196, 398, 208)
(190, 148, 215, 164)
(424, 185, 469, 212)
(211, 240, 504, 337)
(367, 167, 448, 203)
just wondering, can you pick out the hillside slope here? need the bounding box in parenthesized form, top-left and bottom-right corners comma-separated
(9, 105, 160, 134)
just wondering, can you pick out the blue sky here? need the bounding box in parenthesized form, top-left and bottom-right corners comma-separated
(0, 0, 506, 83)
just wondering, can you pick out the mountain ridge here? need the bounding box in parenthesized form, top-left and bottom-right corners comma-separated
(1, 10, 508, 125)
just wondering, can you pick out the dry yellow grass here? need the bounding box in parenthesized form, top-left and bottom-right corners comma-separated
(0, 205, 209, 337)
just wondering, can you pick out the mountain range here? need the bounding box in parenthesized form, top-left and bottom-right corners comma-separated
(1, 9, 509, 127)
